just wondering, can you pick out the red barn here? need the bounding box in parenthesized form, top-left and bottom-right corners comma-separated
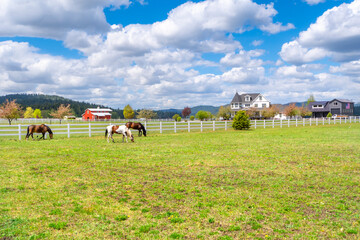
(82, 107, 112, 120)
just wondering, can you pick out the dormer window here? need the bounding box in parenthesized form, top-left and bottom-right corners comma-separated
(259, 96, 262, 100)
(245, 95, 250, 102)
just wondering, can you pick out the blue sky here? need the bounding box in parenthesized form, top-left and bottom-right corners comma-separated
(0, 0, 359, 109)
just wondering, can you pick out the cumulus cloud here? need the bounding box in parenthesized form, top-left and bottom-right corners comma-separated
(0, 0, 131, 39)
(303, 0, 326, 5)
(280, 0, 360, 64)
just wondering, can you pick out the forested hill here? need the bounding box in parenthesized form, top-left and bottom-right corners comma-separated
(0, 94, 112, 117)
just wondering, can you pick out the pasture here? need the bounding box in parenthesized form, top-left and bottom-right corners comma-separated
(0, 124, 360, 239)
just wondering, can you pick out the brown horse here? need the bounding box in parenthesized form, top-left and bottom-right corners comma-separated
(25, 124, 53, 140)
(125, 122, 147, 136)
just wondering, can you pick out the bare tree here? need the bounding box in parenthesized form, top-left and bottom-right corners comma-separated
(0, 99, 22, 125)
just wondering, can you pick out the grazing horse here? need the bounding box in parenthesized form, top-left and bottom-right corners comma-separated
(25, 124, 53, 140)
(125, 122, 147, 137)
(105, 125, 134, 143)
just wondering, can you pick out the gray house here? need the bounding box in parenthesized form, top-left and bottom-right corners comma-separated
(230, 92, 271, 117)
(308, 99, 354, 118)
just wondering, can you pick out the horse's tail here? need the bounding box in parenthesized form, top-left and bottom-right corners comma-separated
(140, 123, 147, 136)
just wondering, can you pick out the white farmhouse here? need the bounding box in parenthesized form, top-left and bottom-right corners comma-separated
(230, 92, 271, 117)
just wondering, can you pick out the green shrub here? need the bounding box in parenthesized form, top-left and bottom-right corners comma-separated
(172, 114, 181, 121)
(326, 112, 332, 118)
(177, 116, 182, 122)
(232, 110, 251, 130)
(190, 116, 195, 121)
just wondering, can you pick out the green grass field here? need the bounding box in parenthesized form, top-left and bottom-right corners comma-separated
(1, 124, 360, 239)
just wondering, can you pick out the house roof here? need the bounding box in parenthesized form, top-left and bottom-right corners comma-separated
(330, 99, 354, 103)
(307, 101, 330, 112)
(87, 108, 112, 112)
(231, 92, 260, 103)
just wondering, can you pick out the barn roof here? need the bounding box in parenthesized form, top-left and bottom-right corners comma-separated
(87, 108, 112, 112)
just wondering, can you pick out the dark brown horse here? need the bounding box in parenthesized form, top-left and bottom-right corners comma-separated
(125, 122, 147, 136)
(25, 124, 53, 140)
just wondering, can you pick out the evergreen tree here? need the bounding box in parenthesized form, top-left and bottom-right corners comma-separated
(232, 110, 251, 130)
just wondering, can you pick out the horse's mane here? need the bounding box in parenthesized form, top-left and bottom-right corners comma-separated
(44, 124, 53, 134)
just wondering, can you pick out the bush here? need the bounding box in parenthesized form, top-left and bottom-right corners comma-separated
(172, 114, 181, 121)
(177, 116, 182, 122)
(232, 111, 251, 130)
(326, 112, 332, 118)
(190, 116, 194, 121)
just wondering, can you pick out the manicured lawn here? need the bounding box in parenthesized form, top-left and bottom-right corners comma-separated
(1, 124, 360, 239)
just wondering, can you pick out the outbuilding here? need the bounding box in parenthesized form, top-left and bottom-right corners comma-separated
(82, 107, 112, 120)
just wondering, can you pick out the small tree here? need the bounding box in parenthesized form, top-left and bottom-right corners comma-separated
(177, 116, 182, 122)
(326, 112, 332, 118)
(217, 106, 231, 120)
(195, 110, 209, 121)
(33, 109, 42, 118)
(190, 116, 195, 121)
(137, 109, 157, 119)
(24, 107, 34, 118)
(0, 99, 22, 125)
(172, 114, 181, 121)
(232, 110, 251, 130)
(50, 104, 72, 124)
(306, 94, 316, 106)
(246, 107, 258, 119)
(298, 105, 312, 118)
(262, 105, 279, 119)
(123, 104, 135, 119)
(182, 107, 191, 118)
(284, 103, 299, 118)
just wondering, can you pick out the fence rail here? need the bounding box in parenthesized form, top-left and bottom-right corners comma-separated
(0, 117, 359, 140)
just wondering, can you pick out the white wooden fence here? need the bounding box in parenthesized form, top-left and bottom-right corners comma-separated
(0, 117, 359, 140)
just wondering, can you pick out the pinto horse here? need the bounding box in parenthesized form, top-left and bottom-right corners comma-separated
(25, 124, 53, 140)
(105, 125, 134, 143)
(125, 122, 147, 137)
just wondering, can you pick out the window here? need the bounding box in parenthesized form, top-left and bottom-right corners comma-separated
(255, 104, 258, 107)
(262, 104, 266, 108)
(245, 104, 250, 107)
(334, 102, 338, 105)
(235, 103, 238, 108)
(259, 96, 262, 100)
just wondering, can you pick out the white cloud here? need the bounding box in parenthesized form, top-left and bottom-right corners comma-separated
(0, 0, 131, 40)
(303, 0, 325, 5)
(280, 0, 360, 64)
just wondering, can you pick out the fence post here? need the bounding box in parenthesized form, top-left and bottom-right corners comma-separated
(296, 118, 298, 127)
(67, 123, 70, 138)
(345, 117, 347, 124)
(225, 121, 227, 130)
(145, 121, 147, 131)
(303, 118, 305, 127)
(328, 117, 330, 125)
(310, 118, 312, 126)
(213, 121, 215, 131)
(280, 119, 282, 128)
(288, 119, 290, 127)
(174, 122, 176, 133)
(340, 117, 342, 124)
(18, 124, 21, 141)
(316, 118, 318, 126)
(160, 121, 162, 134)
(201, 121, 203, 132)
(255, 119, 257, 129)
(272, 119, 274, 128)
(188, 121, 190, 132)
(323, 118, 325, 125)
(264, 119, 266, 128)
(89, 122, 91, 137)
